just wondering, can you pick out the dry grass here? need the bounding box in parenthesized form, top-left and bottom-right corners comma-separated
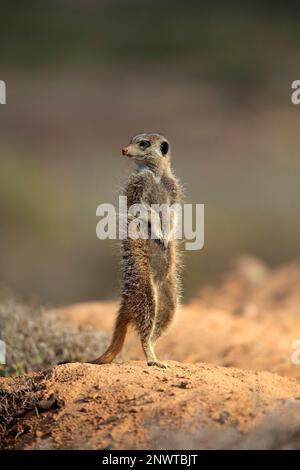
(0, 298, 110, 376)
(0, 371, 48, 442)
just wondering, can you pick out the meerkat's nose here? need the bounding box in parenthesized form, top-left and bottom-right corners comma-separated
(122, 147, 129, 156)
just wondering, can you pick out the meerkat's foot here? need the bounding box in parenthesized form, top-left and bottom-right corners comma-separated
(147, 360, 169, 369)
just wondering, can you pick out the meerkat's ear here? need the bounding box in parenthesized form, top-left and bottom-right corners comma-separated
(160, 141, 169, 155)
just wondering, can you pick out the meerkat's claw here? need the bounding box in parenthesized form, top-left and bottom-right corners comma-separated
(155, 238, 167, 250)
(147, 360, 169, 369)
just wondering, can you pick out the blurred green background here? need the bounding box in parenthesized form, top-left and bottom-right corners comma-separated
(0, 0, 300, 305)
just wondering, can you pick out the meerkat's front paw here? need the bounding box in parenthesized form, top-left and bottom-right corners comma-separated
(155, 238, 167, 251)
(148, 360, 169, 369)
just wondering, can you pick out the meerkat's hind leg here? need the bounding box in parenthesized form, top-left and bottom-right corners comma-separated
(141, 325, 169, 369)
(136, 282, 169, 369)
(152, 277, 177, 343)
(142, 337, 169, 369)
(145, 277, 177, 369)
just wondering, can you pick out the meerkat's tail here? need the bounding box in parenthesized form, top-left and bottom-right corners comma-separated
(91, 313, 130, 365)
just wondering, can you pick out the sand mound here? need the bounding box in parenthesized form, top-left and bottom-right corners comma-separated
(1, 361, 300, 450)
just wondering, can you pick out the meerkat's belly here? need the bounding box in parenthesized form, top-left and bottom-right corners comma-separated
(149, 240, 173, 283)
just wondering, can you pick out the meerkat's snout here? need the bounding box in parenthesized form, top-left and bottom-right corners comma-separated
(122, 143, 138, 158)
(121, 142, 144, 160)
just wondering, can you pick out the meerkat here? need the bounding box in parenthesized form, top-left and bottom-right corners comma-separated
(93, 132, 182, 368)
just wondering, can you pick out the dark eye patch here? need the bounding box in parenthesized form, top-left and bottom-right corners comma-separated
(160, 141, 169, 155)
(139, 140, 151, 149)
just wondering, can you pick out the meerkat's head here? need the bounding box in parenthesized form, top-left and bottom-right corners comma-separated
(122, 132, 171, 171)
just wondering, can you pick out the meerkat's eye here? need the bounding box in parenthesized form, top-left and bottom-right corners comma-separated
(139, 140, 150, 150)
(160, 141, 169, 155)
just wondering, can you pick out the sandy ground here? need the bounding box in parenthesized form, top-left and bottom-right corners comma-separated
(2, 362, 300, 450)
(1, 256, 300, 449)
